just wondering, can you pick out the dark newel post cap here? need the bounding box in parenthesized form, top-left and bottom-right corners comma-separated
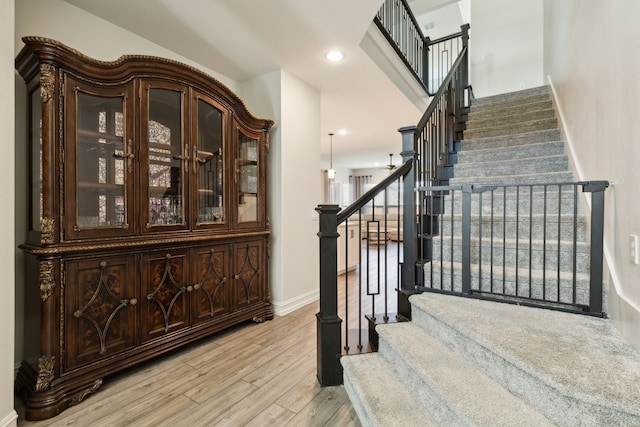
(398, 126, 417, 134)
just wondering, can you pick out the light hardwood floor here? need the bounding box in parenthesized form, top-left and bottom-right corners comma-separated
(15, 301, 362, 427)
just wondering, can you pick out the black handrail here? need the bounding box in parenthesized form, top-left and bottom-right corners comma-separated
(417, 46, 467, 131)
(337, 159, 413, 224)
(374, 0, 469, 95)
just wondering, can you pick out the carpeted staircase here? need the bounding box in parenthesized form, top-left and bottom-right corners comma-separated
(340, 87, 640, 426)
(427, 85, 598, 308)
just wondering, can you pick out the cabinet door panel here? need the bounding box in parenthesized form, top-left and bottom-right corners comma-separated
(232, 240, 264, 309)
(141, 251, 189, 341)
(234, 126, 263, 228)
(65, 77, 135, 239)
(141, 82, 188, 232)
(192, 93, 228, 229)
(191, 245, 229, 324)
(65, 256, 136, 371)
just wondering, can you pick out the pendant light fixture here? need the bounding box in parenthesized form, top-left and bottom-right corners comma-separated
(327, 132, 336, 179)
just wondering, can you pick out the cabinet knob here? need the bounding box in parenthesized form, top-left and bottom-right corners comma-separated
(187, 285, 194, 292)
(193, 283, 201, 290)
(129, 298, 138, 306)
(234, 274, 240, 280)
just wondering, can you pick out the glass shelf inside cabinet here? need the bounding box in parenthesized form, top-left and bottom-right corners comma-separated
(196, 99, 224, 224)
(76, 93, 127, 228)
(237, 132, 259, 223)
(147, 89, 184, 226)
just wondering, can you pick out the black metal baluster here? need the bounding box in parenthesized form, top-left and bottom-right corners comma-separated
(543, 185, 548, 301)
(557, 185, 562, 303)
(502, 186, 507, 294)
(515, 186, 520, 296)
(529, 185, 533, 298)
(572, 184, 578, 305)
(490, 189, 495, 293)
(478, 192, 483, 291)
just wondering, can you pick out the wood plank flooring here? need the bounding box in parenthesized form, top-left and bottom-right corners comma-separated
(15, 301, 362, 427)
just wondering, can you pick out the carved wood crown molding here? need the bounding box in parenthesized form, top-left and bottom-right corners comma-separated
(21, 36, 274, 129)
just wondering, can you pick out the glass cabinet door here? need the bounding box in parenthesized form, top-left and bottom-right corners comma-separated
(194, 96, 225, 226)
(142, 84, 187, 230)
(236, 129, 260, 225)
(65, 78, 135, 239)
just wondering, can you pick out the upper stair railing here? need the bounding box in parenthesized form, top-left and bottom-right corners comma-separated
(374, 0, 470, 94)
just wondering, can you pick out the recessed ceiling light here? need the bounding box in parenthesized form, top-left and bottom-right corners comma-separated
(338, 129, 348, 135)
(326, 50, 344, 62)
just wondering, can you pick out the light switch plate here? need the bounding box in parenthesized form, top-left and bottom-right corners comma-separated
(630, 235, 639, 265)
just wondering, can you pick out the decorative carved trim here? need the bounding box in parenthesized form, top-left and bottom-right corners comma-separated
(69, 379, 102, 406)
(35, 355, 55, 392)
(264, 130, 270, 153)
(40, 64, 55, 103)
(266, 238, 271, 260)
(22, 37, 276, 127)
(41, 217, 55, 244)
(27, 230, 270, 255)
(39, 261, 55, 301)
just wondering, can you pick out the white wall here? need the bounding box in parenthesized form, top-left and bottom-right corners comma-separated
(470, 0, 544, 97)
(543, 0, 640, 350)
(243, 71, 321, 314)
(2, 0, 18, 425)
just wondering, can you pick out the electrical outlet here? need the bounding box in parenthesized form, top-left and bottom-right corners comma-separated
(630, 235, 639, 265)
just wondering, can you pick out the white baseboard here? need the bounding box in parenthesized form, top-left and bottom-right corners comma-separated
(0, 410, 18, 427)
(271, 289, 319, 316)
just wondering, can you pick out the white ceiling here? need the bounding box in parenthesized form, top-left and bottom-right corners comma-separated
(63, 0, 463, 170)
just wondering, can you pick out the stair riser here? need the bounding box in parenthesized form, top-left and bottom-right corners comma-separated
(468, 100, 553, 121)
(461, 129, 562, 150)
(437, 216, 589, 242)
(431, 238, 591, 273)
(464, 119, 558, 139)
(454, 157, 568, 178)
(376, 337, 470, 425)
(466, 109, 556, 131)
(457, 142, 565, 164)
(471, 88, 552, 108)
(342, 371, 375, 427)
(438, 194, 582, 216)
(450, 171, 575, 186)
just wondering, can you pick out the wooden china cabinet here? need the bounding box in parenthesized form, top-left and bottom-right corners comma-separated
(15, 37, 274, 420)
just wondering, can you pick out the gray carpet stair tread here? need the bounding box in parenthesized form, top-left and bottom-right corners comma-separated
(341, 353, 438, 427)
(409, 292, 640, 421)
(376, 322, 555, 426)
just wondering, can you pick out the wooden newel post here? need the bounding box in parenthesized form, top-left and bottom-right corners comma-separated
(399, 126, 418, 319)
(460, 24, 471, 107)
(316, 204, 343, 386)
